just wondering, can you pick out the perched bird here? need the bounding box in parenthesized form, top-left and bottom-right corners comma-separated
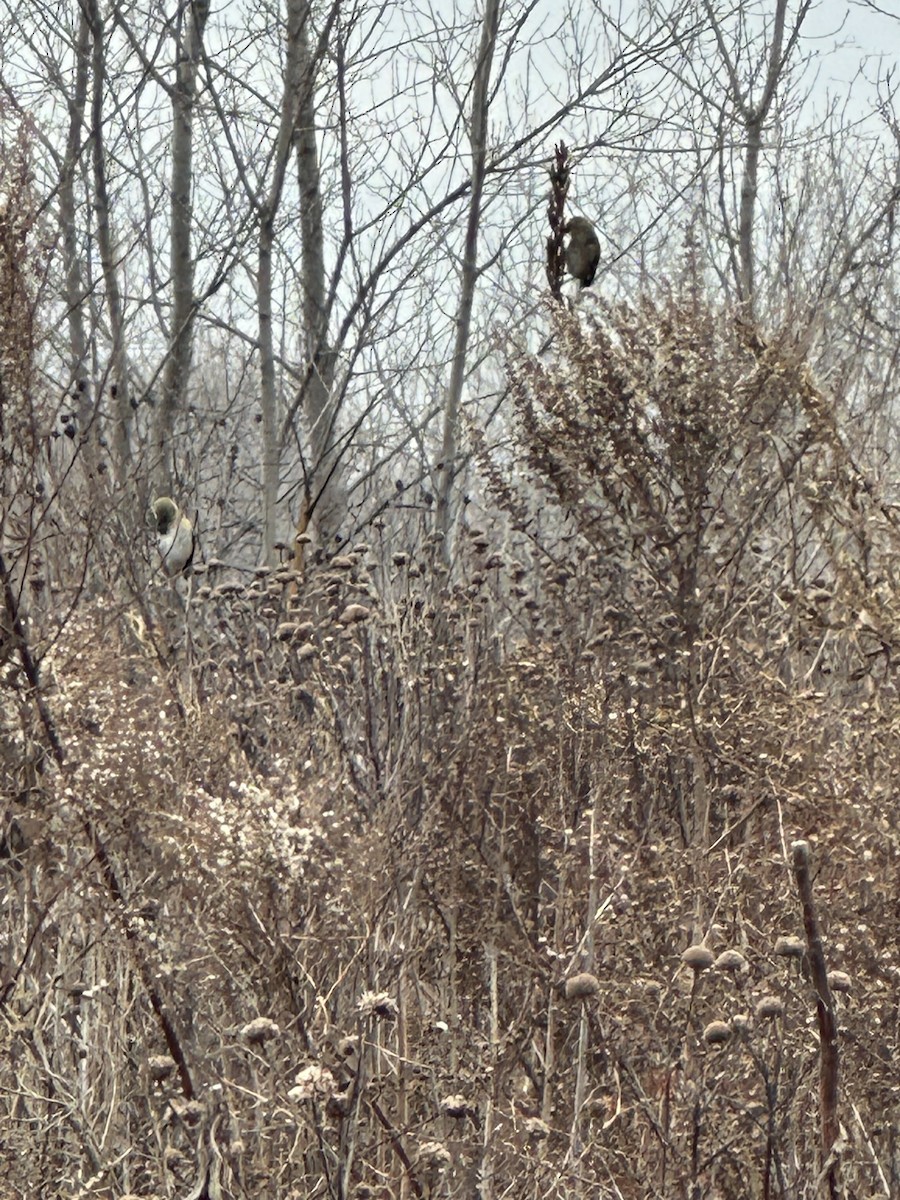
(564, 216, 600, 288)
(150, 497, 194, 576)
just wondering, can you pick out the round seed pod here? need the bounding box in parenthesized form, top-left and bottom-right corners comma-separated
(682, 945, 715, 971)
(703, 1020, 731, 1045)
(241, 1016, 281, 1045)
(827, 970, 851, 994)
(774, 936, 805, 959)
(339, 603, 371, 624)
(440, 1094, 472, 1118)
(755, 995, 784, 1019)
(714, 950, 747, 973)
(565, 972, 600, 1000)
(148, 1055, 175, 1082)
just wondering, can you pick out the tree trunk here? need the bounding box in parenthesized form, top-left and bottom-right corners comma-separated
(257, 0, 311, 563)
(434, 0, 502, 557)
(59, 8, 92, 431)
(704, 0, 803, 318)
(85, 0, 134, 487)
(292, 4, 345, 548)
(155, 0, 209, 493)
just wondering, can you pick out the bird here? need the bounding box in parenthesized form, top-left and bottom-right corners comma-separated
(564, 216, 600, 288)
(150, 497, 194, 576)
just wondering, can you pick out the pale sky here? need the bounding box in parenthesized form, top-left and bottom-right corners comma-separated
(804, 1, 897, 103)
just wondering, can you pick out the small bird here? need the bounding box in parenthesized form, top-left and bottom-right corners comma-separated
(150, 496, 194, 576)
(564, 216, 600, 288)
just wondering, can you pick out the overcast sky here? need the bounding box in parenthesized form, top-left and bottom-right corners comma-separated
(805, 1, 896, 104)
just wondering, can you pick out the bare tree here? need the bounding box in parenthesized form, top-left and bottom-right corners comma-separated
(155, 0, 210, 492)
(84, 0, 134, 485)
(292, 0, 345, 549)
(701, 0, 813, 315)
(57, 7, 93, 433)
(434, 0, 503, 553)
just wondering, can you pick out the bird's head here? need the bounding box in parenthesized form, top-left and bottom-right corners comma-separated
(150, 496, 178, 536)
(565, 216, 595, 237)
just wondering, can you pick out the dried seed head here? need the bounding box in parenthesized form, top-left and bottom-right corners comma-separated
(357, 990, 398, 1020)
(827, 970, 851, 994)
(755, 995, 784, 1020)
(241, 1017, 281, 1045)
(440, 1094, 472, 1118)
(564, 972, 600, 1000)
(289, 1065, 336, 1102)
(681, 945, 715, 971)
(524, 1116, 550, 1138)
(417, 1141, 452, 1170)
(148, 1055, 175, 1081)
(703, 1020, 731, 1045)
(714, 950, 747, 973)
(339, 603, 371, 624)
(774, 936, 805, 958)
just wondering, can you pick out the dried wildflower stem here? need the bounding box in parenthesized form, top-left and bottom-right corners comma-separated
(542, 859, 568, 1125)
(791, 839, 839, 1200)
(545, 142, 569, 302)
(569, 794, 601, 1166)
(340, 1027, 367, 1199)
(481, 941, 499, 1200)
(88, 825, 195, 1100)
(850, 1101, 890, 1197)
(397, 955, 409, 1200)
(448, 897, 460, 1076)
(370, 1098, 423, 1198)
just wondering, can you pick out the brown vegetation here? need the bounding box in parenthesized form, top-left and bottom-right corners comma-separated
(3, 281, 900, 1200)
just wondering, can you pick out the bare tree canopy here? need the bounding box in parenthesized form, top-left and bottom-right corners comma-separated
(2, 2, 900, 1196)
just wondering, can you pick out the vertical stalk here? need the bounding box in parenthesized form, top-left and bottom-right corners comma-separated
(569, 799, 599, 1167)
(703, 0, 808, 316)
(480, 941, 499, 1200)
(792, 840, 839, 1200)
(397, 953, 409, 1200)
(258, 0, 310, 562)
(85, 0, 132, 483)
(156, 0, 209, 490)
(541, 859, 567, 1125)
(58, 8, 92, 421)
(293, 2, 345, 544)
(434, 0, 502, 556)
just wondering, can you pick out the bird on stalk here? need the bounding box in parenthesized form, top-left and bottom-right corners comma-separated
(150, 496, 195, 576)
(564, 216, 600, 288)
